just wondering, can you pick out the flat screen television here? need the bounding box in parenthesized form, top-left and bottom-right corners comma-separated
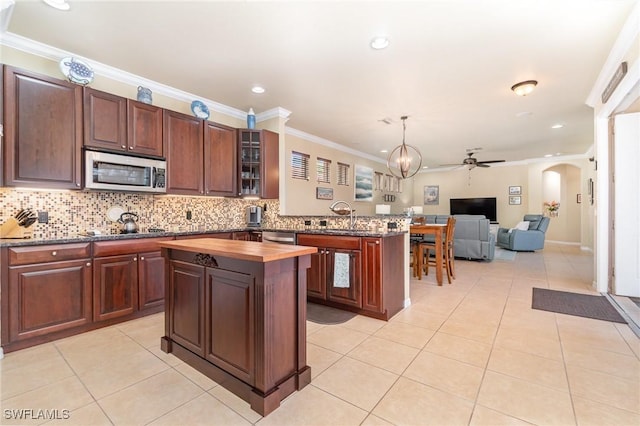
(449, 197, 497, 223)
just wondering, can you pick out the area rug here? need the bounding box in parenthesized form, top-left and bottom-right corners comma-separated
(532, 288, 627, 323)
(494, 247, 517, 261)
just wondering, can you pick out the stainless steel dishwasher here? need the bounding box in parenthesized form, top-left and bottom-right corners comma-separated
(261, 231, 296, 245)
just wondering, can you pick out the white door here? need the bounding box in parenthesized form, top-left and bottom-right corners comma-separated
(614, 112, 640, 297)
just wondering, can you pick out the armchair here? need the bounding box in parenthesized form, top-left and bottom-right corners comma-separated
(497, 214, 550, 251)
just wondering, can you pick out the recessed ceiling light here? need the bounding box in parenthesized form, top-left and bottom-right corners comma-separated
(251, 85, 265, 94)
(422, 166, 429, 169)
(380, 149, 388, 153)
(544, 154, 553, 158)
(42, 0, 70, 11)
(370, 36, 389, 50)
(515, 111, 533, 118)
(511, 80, 538, 96)
(551, 123, 564, 129)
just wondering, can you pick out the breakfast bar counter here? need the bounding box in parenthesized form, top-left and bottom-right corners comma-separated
(158, 238, 316, 416)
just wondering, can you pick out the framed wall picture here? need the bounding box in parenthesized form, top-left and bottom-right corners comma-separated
(424, 185, 439, 205)
(316, 187, 333, 200)
(509, 196, 522, 205)
(509, 186, 522, 195)
(354, 165, 373, 201)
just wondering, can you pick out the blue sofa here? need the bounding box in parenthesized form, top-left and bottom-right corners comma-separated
(416, 214, 495, 260)
(496, 214, 550, 251)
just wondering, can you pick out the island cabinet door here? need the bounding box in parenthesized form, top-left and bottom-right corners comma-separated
(205, 268, 254, 384)
(361, 238, 383, 313)
(93, 255, 138, 322)
(305, 249, 327, 300)
(169, 260, 206, 357)
(326, 248, 362, 308)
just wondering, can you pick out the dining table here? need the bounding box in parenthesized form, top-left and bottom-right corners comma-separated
(410, 224, 448, 285)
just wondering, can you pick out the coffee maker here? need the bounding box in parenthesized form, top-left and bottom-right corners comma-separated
(246, 206, 262, 227)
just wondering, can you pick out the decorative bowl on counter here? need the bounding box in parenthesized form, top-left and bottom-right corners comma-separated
(331, 208, 355, 216)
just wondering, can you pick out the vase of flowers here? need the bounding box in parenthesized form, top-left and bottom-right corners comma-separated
(544, 200, 560, 217)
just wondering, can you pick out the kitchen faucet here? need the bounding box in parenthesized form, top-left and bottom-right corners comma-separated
(329, 200, 356, 229)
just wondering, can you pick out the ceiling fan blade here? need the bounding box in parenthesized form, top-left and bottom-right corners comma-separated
(439, 163, 463, 167)
(476, 159, 505, 164)
(476, 163, 490, 168)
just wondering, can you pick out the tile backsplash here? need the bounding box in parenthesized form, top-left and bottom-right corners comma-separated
(0, 188, 408, 239)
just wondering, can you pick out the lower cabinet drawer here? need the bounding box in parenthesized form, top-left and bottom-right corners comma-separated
(8, 243, 91, 266)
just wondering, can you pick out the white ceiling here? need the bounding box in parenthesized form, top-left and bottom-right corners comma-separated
(6, 0, 637, 168)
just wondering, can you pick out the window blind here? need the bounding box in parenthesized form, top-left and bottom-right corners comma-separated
(337, 162, 350, 186)
(291, 151, 310, 180)
(317, 157, 331, 183)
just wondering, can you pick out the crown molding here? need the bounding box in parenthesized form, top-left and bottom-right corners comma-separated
(0, 32, 247, 120)
(285, 127, 387, 165)
(256, 107, 292, 122)
(586, 2, 640, 106)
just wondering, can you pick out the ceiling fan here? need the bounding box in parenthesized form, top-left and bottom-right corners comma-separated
(441, 150, 505, 170)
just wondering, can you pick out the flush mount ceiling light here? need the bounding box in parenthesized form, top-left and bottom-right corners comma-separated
(551, 123, 564, 129)
(251, 85, 265, 94)
(511, 80, 538, 96)
(370, 36, 389, 50)
(386, 116, 422, 179)
(42, 0, 70, 10)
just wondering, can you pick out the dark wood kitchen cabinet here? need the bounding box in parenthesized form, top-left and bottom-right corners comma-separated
(127, 100, 164, 157)
(297, 233, 404, 320)
(84, 88, 163, 157)
(296, 234, 362, 308)
(164, 110, 205, 195)
(2, 243, 92, 350)
(238, 129, 279, 198)
(93, 254, 138, 321)
(167, 259, 206, 356)
(205, 121, 237, 196)
(3, 66, 82, 189)
(83, 87, 127, 152)
(93, 237, 171, 322)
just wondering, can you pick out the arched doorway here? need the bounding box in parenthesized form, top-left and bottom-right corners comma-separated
(542, 164, 582, 243)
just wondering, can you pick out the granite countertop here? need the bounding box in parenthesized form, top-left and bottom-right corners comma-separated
(0, 227, 406, 248)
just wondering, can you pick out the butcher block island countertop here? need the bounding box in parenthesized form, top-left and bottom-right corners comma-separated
(158, 237, 318, 262)
(158, 238, 317, 417)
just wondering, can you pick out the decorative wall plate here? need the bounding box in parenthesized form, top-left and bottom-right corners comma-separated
(106, 205, 125, 222)
(191, 100, 210, 119)
(59, 57, 94, 85)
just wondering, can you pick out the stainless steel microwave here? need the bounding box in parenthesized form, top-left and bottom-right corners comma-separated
(84, 150, 166, 193)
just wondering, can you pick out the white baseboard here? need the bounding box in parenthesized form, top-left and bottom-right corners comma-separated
(580, 246, 594, 252)
(546, 240, 581, 246)
(403, 298, 411, 309)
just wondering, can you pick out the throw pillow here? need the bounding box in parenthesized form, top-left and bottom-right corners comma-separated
(508, 221, 530, 233)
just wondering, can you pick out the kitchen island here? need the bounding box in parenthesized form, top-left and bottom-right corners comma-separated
(158, 238, 317, 416)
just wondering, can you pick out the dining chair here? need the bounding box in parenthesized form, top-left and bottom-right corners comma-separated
(421, 216, 456, 283)
(410, 217, 426, 277)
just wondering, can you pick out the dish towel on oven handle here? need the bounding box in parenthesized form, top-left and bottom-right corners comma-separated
(333, 252, 350, 288)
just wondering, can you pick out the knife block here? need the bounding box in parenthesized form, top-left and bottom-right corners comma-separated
(0, 217, 35, 238)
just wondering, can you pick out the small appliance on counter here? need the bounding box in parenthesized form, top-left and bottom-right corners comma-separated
(0, 209, 38, 238)
(118, 212, 139, 234)
(246, 206, 262, 227)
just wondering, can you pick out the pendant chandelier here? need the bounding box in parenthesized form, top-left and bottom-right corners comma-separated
(386, 116, 422, 179)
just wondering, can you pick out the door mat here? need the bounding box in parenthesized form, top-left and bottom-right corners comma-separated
(532, 288, 626, 323)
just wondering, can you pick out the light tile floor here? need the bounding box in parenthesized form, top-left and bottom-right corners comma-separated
(1, 243, 639, 425)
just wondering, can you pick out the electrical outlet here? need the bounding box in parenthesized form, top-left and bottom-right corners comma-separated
(186, 210, 192, 220)
(37, 211, 49, 224)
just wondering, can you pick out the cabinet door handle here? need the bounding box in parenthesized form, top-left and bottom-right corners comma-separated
(129, 146, 133, 150)
(133, 257, 137, 261)
(86, 262, 91, 267)
(51, 251, 57, 256)
(375, 241, 380, 245)
(140, 256, 145, 261)
(76, 183, 81, 187)
(121, 145, 126, 149)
